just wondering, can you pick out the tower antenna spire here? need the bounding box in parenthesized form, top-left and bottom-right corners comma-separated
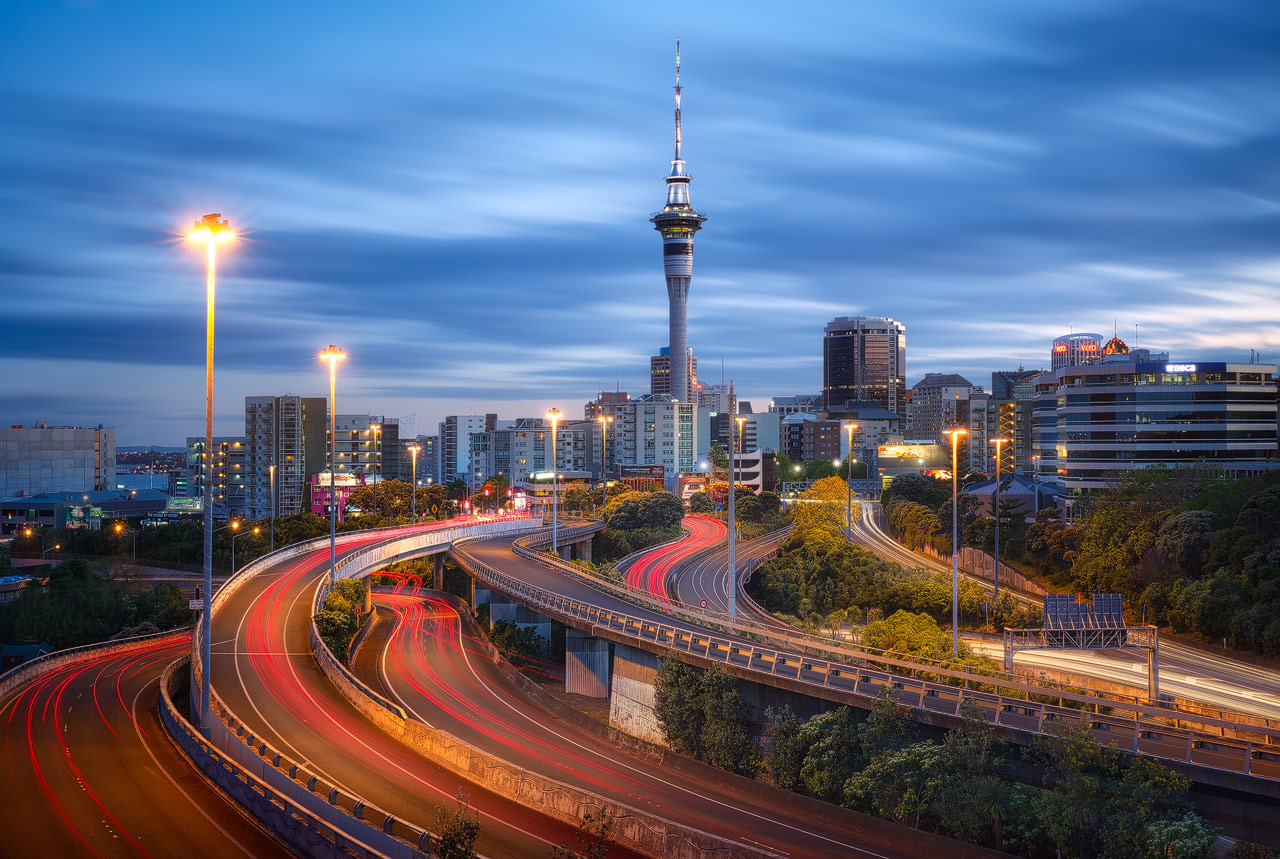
(673, 38, 683, 162)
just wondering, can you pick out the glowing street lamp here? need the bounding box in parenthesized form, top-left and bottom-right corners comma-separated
(843, 422, 859, 534)
(596, 415, 613, 508)
(188, 212, 233, 738)
(546, 408, 562, 554)
(990, 437, 1010, 609)
(319, 346, 345, 582)
(944, 427, 968, 656)
(114, 522, 136, 560)
(408, 444, 421, 523)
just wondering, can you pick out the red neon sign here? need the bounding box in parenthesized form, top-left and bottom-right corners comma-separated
(1053, 345, 1068, 353)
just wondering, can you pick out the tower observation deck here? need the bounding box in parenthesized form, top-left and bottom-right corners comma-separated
(650, 39, 707, 405)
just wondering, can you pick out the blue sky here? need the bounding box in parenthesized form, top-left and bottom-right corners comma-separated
(3, 0, 1278, 445)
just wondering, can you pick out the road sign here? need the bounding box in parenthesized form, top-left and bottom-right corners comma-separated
(700, 599, 707, 608)
(188, 599, 203, 610)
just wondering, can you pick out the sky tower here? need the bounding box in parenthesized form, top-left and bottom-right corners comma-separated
(650, 39, 707, 404)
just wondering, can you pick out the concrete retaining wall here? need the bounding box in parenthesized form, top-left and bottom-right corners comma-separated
(609, 643, 666, 746)
(313, 597, 782, 859)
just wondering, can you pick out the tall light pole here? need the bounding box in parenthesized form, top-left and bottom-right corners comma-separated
(944, 427, 967, 656)
(843, 422, 859, 534)
(596, 415, 612, 510)
(268, 463, 275, 552)
(546, 409, 562, 554)
(990, 436, 1009, 607)
(1031, 454, 1041, 516)
(408, 444, 421, 524)
(320, 346, 345, 583)
(188, 212, 233, 737)
(369, 422, 381, 516)
(726, 382, 737, 620)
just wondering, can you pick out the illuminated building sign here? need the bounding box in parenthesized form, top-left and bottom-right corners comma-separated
(1080, 343, 1098, 352)
(1053, 345, 1067, 353)
(1165, 364, 1196, 373)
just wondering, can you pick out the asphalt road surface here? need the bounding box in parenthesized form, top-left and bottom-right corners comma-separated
(363, 581, 1004, 859)
(0, 634, 289, 859)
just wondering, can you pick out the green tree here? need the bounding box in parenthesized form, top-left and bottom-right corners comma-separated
(760, 706, 806, 790)
(699, 667, 759, 776)
(433, 791, 481, 859)
(689, 492, 714, 514)
(757, 491, 781, 515)
(653, 658, 705, 756)
(843, 741, 948, 828)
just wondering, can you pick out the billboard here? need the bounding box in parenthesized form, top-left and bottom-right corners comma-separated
(167, 496, 203, 513)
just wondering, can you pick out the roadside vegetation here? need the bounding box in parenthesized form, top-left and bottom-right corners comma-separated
(652, 658, 1219, 858)
(0, 552, 193, 650)
(590, 489, 685, 564)
(880, 464, 1280, 658)
(313, 577, 368, 660)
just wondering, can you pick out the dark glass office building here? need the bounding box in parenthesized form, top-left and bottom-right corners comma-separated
(822, 316, 906, 414)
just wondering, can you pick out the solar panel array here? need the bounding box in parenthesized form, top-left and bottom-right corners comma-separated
(1042, 593, 1125, 629)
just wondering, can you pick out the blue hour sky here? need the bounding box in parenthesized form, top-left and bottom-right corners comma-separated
(2, 0, 1278, 445)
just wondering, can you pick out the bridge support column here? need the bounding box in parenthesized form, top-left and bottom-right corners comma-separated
(433, 554, 444, 591)
(608, 643, 665, 745)
(471, 580, 491, 612)
(362, 579, 372, 613)
(565, 628, 609, 698)
(559, 545, 572, 562)
(574, 538, 592, 563)
(515, 604, 552, 644)
(489, 593, 517, 627)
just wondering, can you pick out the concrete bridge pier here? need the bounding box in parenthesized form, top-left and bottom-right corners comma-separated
(362, 579, 372, 613)
(489, 593, 518, 626)
(565, 628, 610, 698)
(608, 643, 665, 745)
(471, 581, 491, 612)
(432, 554, 444, 590)
(514, 604, 552, 644)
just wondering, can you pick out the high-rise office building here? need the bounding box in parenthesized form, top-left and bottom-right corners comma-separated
(400, 435, 439, 486)
(0, 423, 116, 497)
(1050, 333, 1103, 371)
(822, 316, 907, 414)
(244, 395, 327, 519)
(649, 347, 699, 403)
(650, 41, 707, 405)
(1035, 360, 1278, 490)
(333, 415, 400, 486)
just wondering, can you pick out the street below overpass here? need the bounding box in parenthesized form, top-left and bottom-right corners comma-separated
(360, 583, 980, 859)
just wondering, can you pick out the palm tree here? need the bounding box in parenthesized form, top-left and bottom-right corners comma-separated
(975, 775, 1011, 850)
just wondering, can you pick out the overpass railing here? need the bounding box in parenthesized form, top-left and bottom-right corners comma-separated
(0, 627, 190, 702)
(451, 537, 1280, 786)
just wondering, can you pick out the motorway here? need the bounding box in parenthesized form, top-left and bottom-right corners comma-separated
(364, 572, 999, 859)
(617, 514, 726, 605)
(0, 633, 288, 859)
(670, 528, 789, 622)
(852, 501, 1280, 720)
(209, 518, 624, 859)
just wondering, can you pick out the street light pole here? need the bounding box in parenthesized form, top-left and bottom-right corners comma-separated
(268, 463, 275, 553)
(547, 408, 562, 555)
(231, 525, 259, 576)
(991, 437, 1009, 607)
(596, 415, 612, 510)
(370, 422, 381, 516)
(727, 382, 737, 620)
(114, 523, 136, 560)
(409, 444, 421, 524)
(844, 422, 859, 535)
(320, 346, 345, 583)
(945, 427, 967, 657)
(188, 212, 233, 738)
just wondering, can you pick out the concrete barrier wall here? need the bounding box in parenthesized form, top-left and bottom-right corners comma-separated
(311, 593, 783, 859)
(0, 627, 189, 703)
(159, 655, 428, 859)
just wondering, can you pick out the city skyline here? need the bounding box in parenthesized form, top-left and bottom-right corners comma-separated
(4, 1, 1280, 444)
